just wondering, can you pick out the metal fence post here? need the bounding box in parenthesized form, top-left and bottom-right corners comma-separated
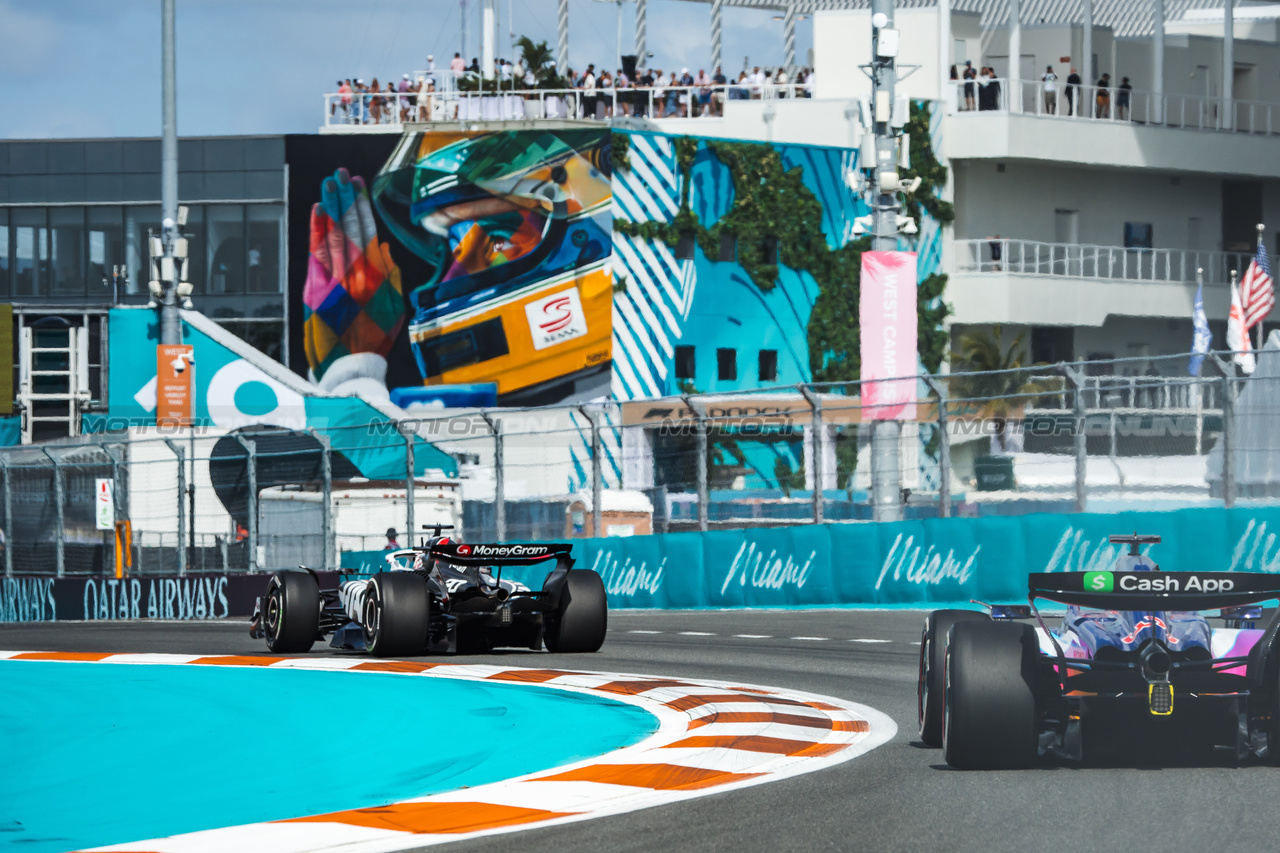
(1059, 364, 1088, 513)
(494, 420, 506, 542)
(798, 385, 824, 524)
(163, 439, 187, 576)
(41, 448, 65, 577)
(1209, 355, 1236, 507)
(401, 423, 416, 547)
(579, 406, 603, 537)
(683, 396, 709, 532)
(307, 428, 333, 571)
(0, 454, 11, 578)
(234, 435, 258, 572)
(922, 376, 950, 518)
(479, 412, 506, 542)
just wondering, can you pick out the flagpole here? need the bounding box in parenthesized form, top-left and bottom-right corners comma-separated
(1257, 223, 1266, 349)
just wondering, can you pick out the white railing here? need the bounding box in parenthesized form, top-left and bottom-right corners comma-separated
(954, 238, 1253, 285)
(1025, 373, 1222, 411)
(948, 78, 1280, 135)
(323, 83, 812, 127)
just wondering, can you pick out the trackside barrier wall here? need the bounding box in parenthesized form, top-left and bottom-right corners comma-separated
(0, 572, 341, 623)
(347, 506, 1280, 609)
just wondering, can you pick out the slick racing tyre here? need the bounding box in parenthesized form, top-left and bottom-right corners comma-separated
(942, 621, 1039, 770)
(363, 572, 430, 657)
(918, 609, 990, 746)
(544, 569, 607, 653)
(263, 571, 321, 653)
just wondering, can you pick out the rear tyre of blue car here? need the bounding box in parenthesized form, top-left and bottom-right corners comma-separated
(943, 621, 1039, 769)
(363, 572, 430, 657)
(918, 609, 991, 746)
(264, 571, 320, 653)
(544, 569, 607, 653)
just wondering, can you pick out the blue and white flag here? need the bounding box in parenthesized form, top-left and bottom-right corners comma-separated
(1189, 281, 1212, 375)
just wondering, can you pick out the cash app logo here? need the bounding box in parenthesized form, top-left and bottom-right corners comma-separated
(1083, 571, 1114, 592)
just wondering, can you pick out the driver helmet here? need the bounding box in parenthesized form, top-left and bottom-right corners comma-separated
(414, 534, 454, 573)
(1116, 553, 1159, 572)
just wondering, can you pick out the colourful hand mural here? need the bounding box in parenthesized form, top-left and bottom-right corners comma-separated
(302, 168, 406, 383)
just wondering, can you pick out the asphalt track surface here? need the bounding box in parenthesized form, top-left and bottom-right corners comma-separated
(7, 611, 1280, 853)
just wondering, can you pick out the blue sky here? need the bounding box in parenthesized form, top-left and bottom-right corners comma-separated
(0, 0, 814, 140)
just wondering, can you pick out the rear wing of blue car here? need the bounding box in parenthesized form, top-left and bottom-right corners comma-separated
(1029, 571, 1280, 611)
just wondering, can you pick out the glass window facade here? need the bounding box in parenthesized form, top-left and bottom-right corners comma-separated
(206, 204, 245, 295)
(49, 207, 86, 296)
(12, 208, 46, 298)
(0, 136, 285, 324)
(246, 204, 283, 294)
(87, 206, 123, 294)
(0, 202, 283, 304)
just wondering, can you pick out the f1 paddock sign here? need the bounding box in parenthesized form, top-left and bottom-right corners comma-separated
(94, 479, 114, 531)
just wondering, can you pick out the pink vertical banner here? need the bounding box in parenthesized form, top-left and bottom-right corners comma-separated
(859, 250, 918, 421)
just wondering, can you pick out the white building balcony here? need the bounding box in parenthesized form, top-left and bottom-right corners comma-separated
(944, 80, 1280, 179)
(948, 238, 1262, 327)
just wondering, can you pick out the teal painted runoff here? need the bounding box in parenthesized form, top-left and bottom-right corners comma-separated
(0, 661, 656, 853)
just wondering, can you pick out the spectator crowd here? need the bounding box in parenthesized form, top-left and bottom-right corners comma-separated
(328, 50, 816, 125)
(949, 58, 1136, 120)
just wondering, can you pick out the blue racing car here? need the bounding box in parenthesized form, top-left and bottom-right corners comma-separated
(918, 534, 1280, 768)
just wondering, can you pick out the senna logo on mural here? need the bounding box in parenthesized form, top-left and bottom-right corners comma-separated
(301, 130, 614, 406)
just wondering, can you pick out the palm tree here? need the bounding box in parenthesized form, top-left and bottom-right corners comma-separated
(516, 36, 561, 88)
(949, 326, 1055, 453)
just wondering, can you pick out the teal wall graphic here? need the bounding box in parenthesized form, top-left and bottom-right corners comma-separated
(342, 507, 1280, 610)
(92, 307, 456, 479)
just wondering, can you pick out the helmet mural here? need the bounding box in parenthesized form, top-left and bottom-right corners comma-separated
(371, 130, 613, 396)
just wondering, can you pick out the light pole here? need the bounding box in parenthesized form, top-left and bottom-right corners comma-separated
(159, 0, 181, 346)
(869, 0, 904, 523)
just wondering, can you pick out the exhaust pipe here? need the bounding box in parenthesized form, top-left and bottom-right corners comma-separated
(1140, 641, 1172, 680)
(489, 586, 510, 603)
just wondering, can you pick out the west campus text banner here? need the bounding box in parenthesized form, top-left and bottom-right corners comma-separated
(569, 506, 1280, 609)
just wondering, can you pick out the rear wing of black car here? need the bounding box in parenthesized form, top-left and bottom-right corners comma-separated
(429, 542, 574, 568)
(1029, 571, 1280, 611)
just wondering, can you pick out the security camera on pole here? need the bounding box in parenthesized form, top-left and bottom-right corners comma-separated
(152, 0, 195, 431)
(860, 0, 920, 523)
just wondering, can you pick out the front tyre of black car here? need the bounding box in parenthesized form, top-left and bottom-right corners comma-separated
(363, 572, 430, 657)
(264, 571, 320, 653)
(919, 609, 991, 746)
(545, 569, 607, 653)
(942, 620, 1039, 770)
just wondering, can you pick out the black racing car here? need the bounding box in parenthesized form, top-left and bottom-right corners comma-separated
(249, 533, 607, 657)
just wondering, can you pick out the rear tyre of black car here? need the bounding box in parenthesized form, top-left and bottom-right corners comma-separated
(264, 571, 320, 653)
(918, 609, 990, 746)
(942, 621, 1039, 770)
(363, 572, 430, 657)
(544, 569, 607, 653)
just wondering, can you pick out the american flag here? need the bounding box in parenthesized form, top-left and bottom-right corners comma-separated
(1240, 240, 1275, 329)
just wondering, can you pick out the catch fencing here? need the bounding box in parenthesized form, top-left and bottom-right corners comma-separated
(0, 349, 1275, 577)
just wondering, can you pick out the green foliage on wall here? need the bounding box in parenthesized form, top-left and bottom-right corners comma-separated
(901, 102, 955, 227)
(612, 123, 953, 382)
(610, 132, 631, 173)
